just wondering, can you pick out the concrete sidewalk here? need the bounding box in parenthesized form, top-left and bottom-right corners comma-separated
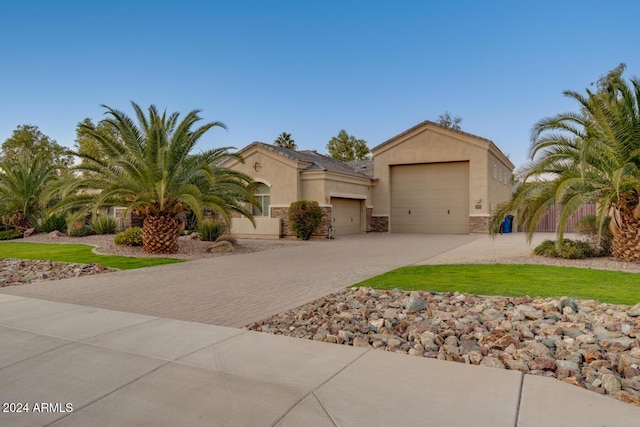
(1, 294, 638, 427)
(1, 232, 640, 426)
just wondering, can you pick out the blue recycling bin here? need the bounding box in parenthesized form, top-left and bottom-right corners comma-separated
(501, 215, 514, 233)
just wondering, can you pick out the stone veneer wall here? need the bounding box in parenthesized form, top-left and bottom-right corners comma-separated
(271, 206, 332, 238)
(370, 215, 389, 232)
(469, 216, 490, 233)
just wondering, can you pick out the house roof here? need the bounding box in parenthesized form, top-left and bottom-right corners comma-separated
(253, 142, 372, 179)
(346, 159, 374, 178)
(371, 120, 492, 152)
(371, 120, 514, 170)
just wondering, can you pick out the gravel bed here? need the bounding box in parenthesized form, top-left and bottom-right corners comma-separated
(18, 233, 305, 260)
(248, 287, 640, 407)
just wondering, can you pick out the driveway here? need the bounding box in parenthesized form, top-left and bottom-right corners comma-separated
(0, 233, 491, 326)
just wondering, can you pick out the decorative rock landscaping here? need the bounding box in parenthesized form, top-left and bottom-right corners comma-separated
(0, 258, 114, 287)
(248, 287, 640, 407)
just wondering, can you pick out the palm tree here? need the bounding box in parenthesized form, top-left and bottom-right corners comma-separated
(274, 132, 297, 150)
(58, 102, 259, 254)
(0, 152, 60, 232)
(491, 73, 640, 261)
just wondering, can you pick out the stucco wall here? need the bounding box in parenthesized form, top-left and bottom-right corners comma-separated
(371, 125, 491, 218)
(300, 171, 371, 206)
(487, 151, 514, 216)
(223, 148, 301, 209)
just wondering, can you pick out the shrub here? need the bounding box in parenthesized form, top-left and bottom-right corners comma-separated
(90, 215, 118, 235)
(533, 239, 557, 257)
(68, 226, 95, 237)
(0, 228, 22, 240)
(114, 227, 143, 246)
(533, 239, 599, 259)
(38, 214, 68, 233)
(196, 220, 227, 242)
(574, 214, 613, 255)
(289, 200, 323, 240)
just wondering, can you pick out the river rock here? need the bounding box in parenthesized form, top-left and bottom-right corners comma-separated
(206, 241, 234, 253)
(404, 292, 428, 312)
(627, 304, 640, 317)
(245, 287, 640, 408)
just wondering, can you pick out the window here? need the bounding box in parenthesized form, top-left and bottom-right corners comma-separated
(252, 183, 270, 217)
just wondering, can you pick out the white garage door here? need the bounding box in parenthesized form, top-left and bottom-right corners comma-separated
(390, 162, 469, 234)
(331, 198, 362, 235)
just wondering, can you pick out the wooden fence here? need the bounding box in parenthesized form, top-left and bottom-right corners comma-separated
(517, 203, 597, 233)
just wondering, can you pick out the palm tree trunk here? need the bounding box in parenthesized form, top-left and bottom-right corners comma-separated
(142, 215, 180, 254)
(9, 210, 32, 233)
(611, 208, 640, 262)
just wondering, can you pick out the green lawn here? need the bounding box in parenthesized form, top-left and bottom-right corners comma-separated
(0, 242, 183, 270)
(353, 264, 640, 306)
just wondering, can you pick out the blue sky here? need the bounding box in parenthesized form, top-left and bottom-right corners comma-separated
(1, 0, 638, 169)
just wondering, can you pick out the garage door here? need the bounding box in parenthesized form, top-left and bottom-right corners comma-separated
(390, 162, 469, 234)
(331, 198, 362, 235)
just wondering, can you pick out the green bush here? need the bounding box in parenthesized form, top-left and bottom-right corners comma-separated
(289, 200, 323, 240)
(534, 239, 599, 259)
(68, 226, 95, 237)
(196, 220, 227, 242)
(574, 214, 613, 255)
(38, 214, 67, 233)
(90, 215, 118, 235)
(114, 227, 143, 246)
(0, 228, 23, 240)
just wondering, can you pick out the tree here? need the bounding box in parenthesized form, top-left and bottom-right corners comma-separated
(75, 118, 118, 166)
(2, 125, 73, 167)
(274, 132, 297, 150)
(490, 68, 640, 262)
(0, 151, 60, 232)
(591, 63, 626, 92)
(326, 129, 370, 161)
(57, 102, 259, 254)
(437, 112, 462, 130)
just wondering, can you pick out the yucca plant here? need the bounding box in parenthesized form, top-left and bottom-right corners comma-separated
(90, 215, 118, 235)
(196, 219, 227, 242)
(38, 213, 68, 233)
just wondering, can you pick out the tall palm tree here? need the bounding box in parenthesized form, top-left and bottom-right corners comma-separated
(492, 74, 640, 261)
(58, 102, 259, 254)
(274, 132, 297, 150)
(0, 152, 60, 232)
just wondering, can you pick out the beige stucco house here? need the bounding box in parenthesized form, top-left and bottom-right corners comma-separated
(369, 121, 514, 234)
(224, 121, 514, 238)
(221, 142, 373, 238)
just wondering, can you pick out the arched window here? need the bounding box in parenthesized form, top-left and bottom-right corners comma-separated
(252, 183, 270, 217)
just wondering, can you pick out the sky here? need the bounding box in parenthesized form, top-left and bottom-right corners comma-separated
(1, 0, 639, 170)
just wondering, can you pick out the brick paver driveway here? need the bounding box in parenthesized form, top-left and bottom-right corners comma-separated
(0, 234, 480, 326)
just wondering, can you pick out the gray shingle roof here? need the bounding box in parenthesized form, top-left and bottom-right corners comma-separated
(346, 160, 374, 178)
(255, 143, 372, 179)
